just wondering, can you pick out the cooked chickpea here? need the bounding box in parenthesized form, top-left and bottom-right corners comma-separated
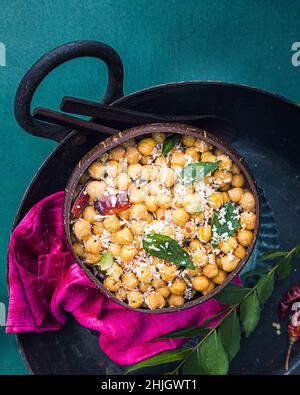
(201, 151, 217, 162)
(110, 145, 125, 161)
(152, 279, 166, 289)
(130, 203, 148, 220)
(233, 244, 246, 260)
(108, 243, 122, 258)
(217, 154, 232, 171)
(170, 152, 187, 167)
(221, 255, 240, 272)
(202, 281, 216, 295)
(185, 146, 200, 161)
(212, 269, 227, 285)
(72, 242, 85, 258)
(116, 173, 131, 190)
(155, 156, 168, 167)
(85, 252, 101, 264)
(92, 222, 104, 235)
(144, 196, 158, 212)
(169, 278, 186, 295)
(232, 163, 240, 174)
(82, 206, 98, 223)
(158, 168, 175, 187)
(157, 286, 171, 298)
(162, 225, 175, 237)
(146, 292, 166, 310)
(104, 276, 121, 292)
(187, 267, 201, 276)
(129, 188, 145, 204)
(182, 135, 196, 147)
(208, 192, 224, 209)
(182, 193, 201, 213)
(107, 263, 123, 280)
(219, 236, 238, 254)
(198, 225, 212, 243)
(130, 221, 146, 235)
(122, 138, 136, 148)
(182, 223, 197, 237)
(88, 162, 105, 179)
(103, 216, 121, 233)
(115, 228, 133, 245)
(168, 294, 185, 306)
(106, 160, 121, 178)
(116, 287, 127, 301)
(128, 163, 142, 180)
(194, 139, 212, 153)
(222, 192, 230, 203)
(86, 180, 106, 200)
(213, 170, 232, 188)
(155, 208, 166, 220)
(240, 192, 255, 211)
(231, 174, 245, 187)
(193, 250, 208, 266)
(228, 187, 244, 202)
(127, 291, 144, 308)
(137, 265, 153, 284)
(172, 208, 190, 226)
(160, 264, 178, 282)
(124, 146, 140, 164)
(85, 235, 102, 254)
(156, 194, 172, 209)
(118, 208, 130, 220)
(192, 275, 210, 292)
(203, 263, 219, 278)
(189, 239, 201, 252)
(119, 245, 138, 263)
(237, 229, 253, 247)
(152, 132, 166, 143)
(240, 211, 256, 230)
(138, 137, 156, 156)
(122, 272, 139, 289)
(73, 218, 91, 241)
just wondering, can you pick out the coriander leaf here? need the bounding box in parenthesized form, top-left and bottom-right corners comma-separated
(214, 283, 249, 305)
(183, 332, 229, 375)
(219, 311, 241, 361)
(259, 251, 288, 261)
(212, 202, 240, 248)
(256, 273, 275, 304)
(295, 242, 300, 258)
(277, 256, 292, 280)
(180, 161, 221, 184)
(240, 291, 260, 337)
(162, 134, 181, 156)
(125, 348, 193, 374)
(143, 233, 195, 269)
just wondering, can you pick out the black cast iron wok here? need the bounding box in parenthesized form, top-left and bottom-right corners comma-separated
(11, 40, 300, 374)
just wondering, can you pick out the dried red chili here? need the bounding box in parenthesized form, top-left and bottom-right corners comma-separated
(94, 193, 131, 216)
(278, 284, 300, 370)
(71, 188, 89, 218)
(278, 284, 300, 320)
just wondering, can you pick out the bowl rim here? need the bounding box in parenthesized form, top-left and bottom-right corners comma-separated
(63, 122, 260, 313)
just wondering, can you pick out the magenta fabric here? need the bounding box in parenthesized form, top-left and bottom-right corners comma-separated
(7, 191, 238, 365)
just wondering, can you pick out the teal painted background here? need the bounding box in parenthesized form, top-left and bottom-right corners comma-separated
(1, 0, 300, 374)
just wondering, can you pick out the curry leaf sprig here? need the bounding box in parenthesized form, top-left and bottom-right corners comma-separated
(125, 242, 300, 375)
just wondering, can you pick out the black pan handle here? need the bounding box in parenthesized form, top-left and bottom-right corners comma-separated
(14, 40, 124, 142)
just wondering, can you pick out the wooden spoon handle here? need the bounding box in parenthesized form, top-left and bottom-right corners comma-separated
(61, 96, 168, 123)
(33, 107, 118, 135)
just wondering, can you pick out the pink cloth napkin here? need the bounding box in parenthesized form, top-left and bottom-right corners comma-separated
(7, 191, 237, 365)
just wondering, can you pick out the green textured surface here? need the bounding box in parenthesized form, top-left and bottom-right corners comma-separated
(1, 0, 300, 375)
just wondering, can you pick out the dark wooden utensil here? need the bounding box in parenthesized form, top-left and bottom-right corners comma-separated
(33, 107, 117, 135)
(61, 96, 237, 140)
(61, 95, 230, 124)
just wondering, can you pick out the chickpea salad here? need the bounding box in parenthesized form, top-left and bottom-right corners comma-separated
(70, 132, 257, 310)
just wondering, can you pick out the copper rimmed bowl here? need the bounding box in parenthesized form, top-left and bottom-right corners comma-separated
(63, 122, 260, 313)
